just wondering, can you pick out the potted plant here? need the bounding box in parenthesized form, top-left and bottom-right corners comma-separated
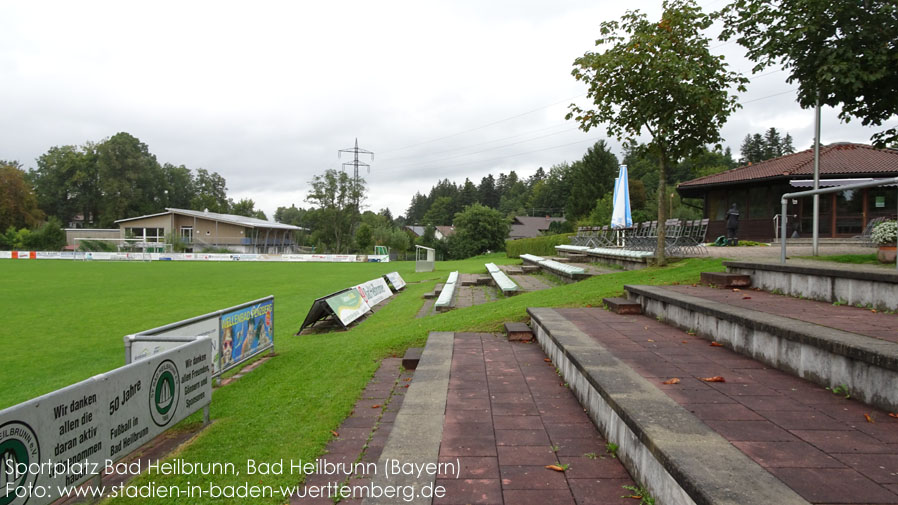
(872, 220, 897, 263)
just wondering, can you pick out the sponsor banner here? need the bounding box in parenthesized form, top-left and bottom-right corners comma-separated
(130, 316, 220, 375)
(367, 255, 390, 263)
(384, 272, 406, 291)
(325, 289, 371, 327)
(12, 251, 34, 259)
(0, 339, 211, 505)
(35, 252, 65, 260)
(219, 299, 274, 372)
(0, 251, 10, 259)
(354, 278, 393, 307)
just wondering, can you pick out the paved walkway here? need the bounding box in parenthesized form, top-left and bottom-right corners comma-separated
(557, 307, 898, 504)
(433, 333, 636, 505)
(665, 284, 898, 344)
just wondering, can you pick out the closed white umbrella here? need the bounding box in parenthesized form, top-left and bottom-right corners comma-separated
(611, 165, 632, 229)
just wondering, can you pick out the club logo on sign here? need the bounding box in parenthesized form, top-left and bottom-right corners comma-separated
(0, 421, 39, 505)
(149, 360, 180, 427)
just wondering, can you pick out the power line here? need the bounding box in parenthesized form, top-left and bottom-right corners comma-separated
(739, 88, 797, 105)
(380, 94, 586, 154)
(385, 136, 600, 174)
(383, 127, 581, 170)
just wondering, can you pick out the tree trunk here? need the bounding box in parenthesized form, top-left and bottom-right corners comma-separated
(656, 149, 668, 266)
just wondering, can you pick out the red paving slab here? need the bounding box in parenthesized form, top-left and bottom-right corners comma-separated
(435, 332, 637, 505)
(558, 307, 898, 505)
(664, 284, 898, 344)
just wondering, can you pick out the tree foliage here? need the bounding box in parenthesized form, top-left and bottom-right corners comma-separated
(567, 0, 746, 264)
(0, 162, 44, 231)
(739, 128, 795, 164)
(305, 169, 366, 253)
(447, 204, 510, 259)
(718, 0, 898, 147)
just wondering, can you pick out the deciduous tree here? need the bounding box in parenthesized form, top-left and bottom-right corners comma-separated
(567, 0, 746, 264)
(0, 162, 44, 231)
(718, 0, 898, 147)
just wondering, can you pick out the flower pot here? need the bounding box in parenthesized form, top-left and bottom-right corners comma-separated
(878, 246, 897, 263)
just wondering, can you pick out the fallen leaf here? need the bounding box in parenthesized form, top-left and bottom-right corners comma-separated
(404, 378, 412, 381)
(672, 282, 680, 285)
(710, 342, 724, 347)
(681, 340, 688, 344)
(662, 378, 681, 385)
(644, 326, 648, 330)
(331, 430, 339, 437)
(404, 384, 410, 388)
(625, 495, 643, 500)
(371, 404, 381, 409)
(871, 309, 877, 313)
(545, 465, 565, 472)
(864, 413, 874, 423)
(700, 376, 726, 383)
(742, 296, 752, 300)
(544, 358, 552, 362)
(732, 288, 741, 292)
(647, 339, 655, 342)
(889, 413, 898, 419)
(586, 304, 592, 308)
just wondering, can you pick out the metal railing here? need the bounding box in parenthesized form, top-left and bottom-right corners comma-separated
(780, 177, 898, 270)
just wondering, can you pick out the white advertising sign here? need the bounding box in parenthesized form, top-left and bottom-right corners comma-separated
(0, 339, 212, 505)
(354, 278, 393, 307)
(130, 316, 220, 375)
(384, 272, 406, 291)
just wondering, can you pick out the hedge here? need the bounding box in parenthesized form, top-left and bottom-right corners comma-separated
(505, 233, 574, 258)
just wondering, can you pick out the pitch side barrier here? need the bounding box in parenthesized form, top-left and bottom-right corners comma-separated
(0, 338, 212, 505)
(0, 251, 391, 262)
(125, 296, 275, 378)
(296, 272, 406, 334)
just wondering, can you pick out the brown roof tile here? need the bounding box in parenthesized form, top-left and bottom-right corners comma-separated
(677, 143, 898, 190)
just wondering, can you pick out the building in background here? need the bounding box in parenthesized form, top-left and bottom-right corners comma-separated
(115, 208, 303, 253)
(508, 216, 567, 240)
(677, 143, 898, 241)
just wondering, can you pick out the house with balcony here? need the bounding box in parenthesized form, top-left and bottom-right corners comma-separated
(114, 208, 303, 253)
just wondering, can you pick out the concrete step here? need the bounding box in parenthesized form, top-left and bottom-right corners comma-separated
(520, 265, 540, 274)
(529, 306, 898, 505)
(602, 296, 642, 315)
(503, 321, 533, 341)
(700, 271, 752, 288)
(402, 347, 423, 370)
(421, 283, 444, 299)
(624, 283, 898, 412)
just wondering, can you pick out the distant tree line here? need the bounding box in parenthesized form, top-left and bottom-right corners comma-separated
(0, 132, 267, 250)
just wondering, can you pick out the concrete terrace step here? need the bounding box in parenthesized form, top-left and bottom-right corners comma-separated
(602, 297, 642, 315)
(624, 284, 898, 412)
(724, 260, 898, 311)
(700, 271, 752, 288)
(486, 262, 520, 295)
(528, 306, 898, 505)
(503, 321, 533, 341)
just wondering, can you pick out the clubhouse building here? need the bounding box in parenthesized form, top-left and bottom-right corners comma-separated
(676, 143, 898, 241)
(114, 208, 302, 253)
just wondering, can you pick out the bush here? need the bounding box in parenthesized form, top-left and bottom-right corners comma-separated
(447, 204, 509, 259)
(505, 233, 575, 258)
(872, 220, 897, 246)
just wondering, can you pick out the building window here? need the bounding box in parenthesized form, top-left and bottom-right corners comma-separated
(749, 186, 773, 219)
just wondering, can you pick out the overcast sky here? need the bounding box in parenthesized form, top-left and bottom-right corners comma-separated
(1, 1, 892, 220)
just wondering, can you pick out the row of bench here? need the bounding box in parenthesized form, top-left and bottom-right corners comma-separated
(519, 254, 589, 280)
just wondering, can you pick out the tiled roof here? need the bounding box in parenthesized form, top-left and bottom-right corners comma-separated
(677, 143, 898, 192)
(509, 216, 566, 239)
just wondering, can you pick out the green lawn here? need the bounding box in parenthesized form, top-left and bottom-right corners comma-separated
(0, 255, 724, 504)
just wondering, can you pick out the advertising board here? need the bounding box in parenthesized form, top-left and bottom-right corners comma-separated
(384, 272, 406, 291)
(354, 278, 393, 307)
(0, 338, 212, 505)
(325, 289, 371, 327)
(219, 299, 274, 372)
